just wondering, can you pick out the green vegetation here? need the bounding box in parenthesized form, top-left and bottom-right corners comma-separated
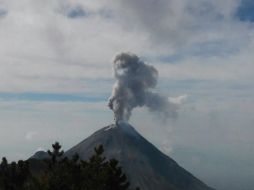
(0, 142, 139, 190)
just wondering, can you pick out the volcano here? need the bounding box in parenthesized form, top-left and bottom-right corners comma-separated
(64, 122, 213, 190)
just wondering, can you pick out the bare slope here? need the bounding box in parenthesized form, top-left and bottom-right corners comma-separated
(65, 123, 214, 190)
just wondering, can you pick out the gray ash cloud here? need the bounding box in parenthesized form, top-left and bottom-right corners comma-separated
(108, 52, 177, 122)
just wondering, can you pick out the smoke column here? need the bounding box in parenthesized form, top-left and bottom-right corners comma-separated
(108, 52, 177, 122)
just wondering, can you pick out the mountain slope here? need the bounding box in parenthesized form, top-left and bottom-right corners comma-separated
(65, 123, 214, 190)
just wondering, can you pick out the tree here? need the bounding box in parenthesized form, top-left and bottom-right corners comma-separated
(0, 158, 33, 190)
(104, 159, 130, 190)
(40, 142, 70, 190)
(47, 142, 64, 165)
(81, 145, 130, 190)
(0, 143, 139, 190)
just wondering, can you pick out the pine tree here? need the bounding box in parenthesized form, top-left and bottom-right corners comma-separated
(47, 142, 64, 165)
(0, 143, 139, 190)
(41, 142, 69, 190)
(0, 158, 34, 190)
(104, 159, 130, 190)
(0, 157, 9, 189)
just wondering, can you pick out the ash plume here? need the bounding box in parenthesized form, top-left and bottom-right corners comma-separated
(108, 52, 178, 122)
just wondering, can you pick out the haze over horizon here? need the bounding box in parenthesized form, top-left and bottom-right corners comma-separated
(0, 0, 254, 190)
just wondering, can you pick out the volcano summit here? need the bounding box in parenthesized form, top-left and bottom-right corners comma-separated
(65, 122, 214, 190)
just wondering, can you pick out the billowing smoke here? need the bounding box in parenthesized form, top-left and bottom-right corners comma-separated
(108, 52, 178, 122)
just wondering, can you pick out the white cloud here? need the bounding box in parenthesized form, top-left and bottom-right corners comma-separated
(169, 94, 188, 105)
(110, 0, 242, 47)
(0, 0, 150, 93)
(0, 0, 253, 94)
(35, 147, 45, 152)
(25, 131, 38, 140)
(161, 139, 173, 155)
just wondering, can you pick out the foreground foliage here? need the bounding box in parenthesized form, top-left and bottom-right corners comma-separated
(0, 142, 139, 190)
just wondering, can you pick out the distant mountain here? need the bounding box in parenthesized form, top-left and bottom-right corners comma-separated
(30, 151, 49, 160)
(64, 122, 214, 190)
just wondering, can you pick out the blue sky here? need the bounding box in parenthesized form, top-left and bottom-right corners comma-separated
(0, 92, 107, 102)
(0, 0, 254, 190)
(236, 0, 254, 21)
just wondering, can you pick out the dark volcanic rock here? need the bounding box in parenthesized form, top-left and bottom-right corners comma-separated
(65, 122, 214, 190)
